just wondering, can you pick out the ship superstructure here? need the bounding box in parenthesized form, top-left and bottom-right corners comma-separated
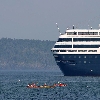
(51, 25, 100, 76)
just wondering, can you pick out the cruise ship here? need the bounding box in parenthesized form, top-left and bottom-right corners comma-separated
(51, 24, 100, 76)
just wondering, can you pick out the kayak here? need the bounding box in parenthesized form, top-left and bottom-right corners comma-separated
(27, 85, 55, 88)
(27, 82, 67, 89)
(39, 85, 55, 88)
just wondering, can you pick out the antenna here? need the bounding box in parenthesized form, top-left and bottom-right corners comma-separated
(73, 25, 74, 29)
(99, 24, 100, 29)
(56, 23, 61, 34)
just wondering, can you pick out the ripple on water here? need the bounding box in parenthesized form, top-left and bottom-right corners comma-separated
(0, 71, 100, 100)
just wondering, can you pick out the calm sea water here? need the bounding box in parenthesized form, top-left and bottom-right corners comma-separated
(0, 70, 100, 100)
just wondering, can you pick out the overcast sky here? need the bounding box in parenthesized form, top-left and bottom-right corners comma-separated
(0, 0, 100, 41)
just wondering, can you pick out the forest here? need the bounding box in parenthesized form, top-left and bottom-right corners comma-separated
(0, 38, 57, 70)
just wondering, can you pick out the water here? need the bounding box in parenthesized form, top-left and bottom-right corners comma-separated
(0, 70, 100, 100)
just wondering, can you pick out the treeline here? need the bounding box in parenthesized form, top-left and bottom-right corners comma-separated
(0, 38, 57, 70)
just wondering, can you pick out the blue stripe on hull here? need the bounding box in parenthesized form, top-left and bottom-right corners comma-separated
(54, 54, 100, 76)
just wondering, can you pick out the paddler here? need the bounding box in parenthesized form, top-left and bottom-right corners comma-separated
(58, 83, 67, 87)
(27, 83, 38, 88)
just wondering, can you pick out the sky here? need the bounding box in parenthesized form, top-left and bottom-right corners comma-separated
(0, 0, 100, 41)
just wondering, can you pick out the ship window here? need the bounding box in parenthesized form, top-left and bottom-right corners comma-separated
(84, 61, 86, 63)
(94, 50, 97, 52)
(60, 50, 66, 52)
(68, 50, 77, 52)
(73, 38, 100, 42)
(53, 50, 59, 52)
(88, 50, 97, 52)
(54, 45, 72, 48)
(78, 32, 98, 35)
(74, 32, 77, 35)
(74, 45, 99, 48)
(73, 38, 78, 42)
(95, 56, 97, 58)
(73, 38, 91, 41)
(57, 38, 72, 42)
(78, 50, 87, 52)
(84, 56, 86, 58)
(78, 50, 82, 52)
(67, 32, 77, 35)
(79, 56, 81, 58)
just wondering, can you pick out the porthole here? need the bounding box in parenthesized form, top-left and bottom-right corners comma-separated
(84, 56, 86, 58)
(84, 61, 86, 63)
(95, 56, 97, 58)
(79, 56, 81, 58)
